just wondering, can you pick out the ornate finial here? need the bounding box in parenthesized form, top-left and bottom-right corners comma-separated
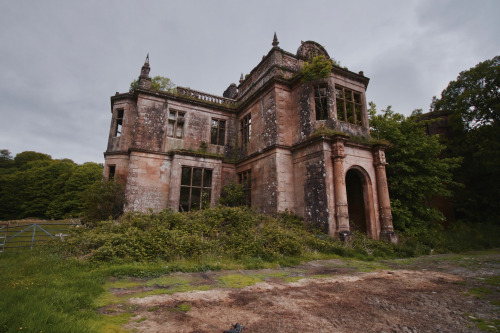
(272, 32, 279, 47)
(239, 73, 244, 83)
(138, 53, 152, 89)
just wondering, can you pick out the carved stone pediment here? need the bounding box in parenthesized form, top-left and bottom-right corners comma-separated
(296, 41, 330, 60)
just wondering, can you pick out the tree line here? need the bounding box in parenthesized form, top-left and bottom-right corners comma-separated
(0, 151, 123, 221)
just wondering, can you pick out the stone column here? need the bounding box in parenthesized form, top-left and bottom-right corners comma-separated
(332, 137, 350, 241)
(373, 146, 398, 243)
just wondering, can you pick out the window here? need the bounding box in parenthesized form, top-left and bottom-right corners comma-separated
(114, 110, 124, 137)
(238, 170, 251, 206)
(314, 84, 328, 120)
(240, 113, 251, 145)
(167, 110, 185, 138)
(179, 167, 212, 211)
(335, 87, 362, 125)
(108, 165, 116, 180)
(211, 119, 226, 145)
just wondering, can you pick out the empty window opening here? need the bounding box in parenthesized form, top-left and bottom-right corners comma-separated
(335, 87, 363, 125)
(315, 85, 329, 120)
(108, 165, 116, 180)
(167, 110, 185, 138)
(114, 110, 124, 137)
(238, 169, 252, 206)
(179, 166, 212, 212)
(211, 119, 226, 145)
(346, 169, 367, 234)
(241, 113, 251, 145)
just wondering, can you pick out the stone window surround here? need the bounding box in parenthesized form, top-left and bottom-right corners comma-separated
(167, 109, 185, 138)
(335, 86, 363, 125)
(179, 166, 213, 212)
(108, 164, 116, 180)
(238, 169, 252, 206)
(240, 112, 252, 146)
(314, 84, 329, 121)
(210, 118, 226, 146)
(114, 109, 124, 137)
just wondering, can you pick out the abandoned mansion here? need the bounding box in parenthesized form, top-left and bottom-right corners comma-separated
(103, 35, 397, 241)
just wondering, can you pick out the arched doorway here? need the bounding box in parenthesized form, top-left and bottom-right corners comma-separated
(346, 168, 367, 233)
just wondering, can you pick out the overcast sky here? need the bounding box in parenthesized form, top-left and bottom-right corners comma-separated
(1, 0, 499, 164)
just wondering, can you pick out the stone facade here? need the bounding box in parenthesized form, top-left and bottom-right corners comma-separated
(104, 36, 396, 241)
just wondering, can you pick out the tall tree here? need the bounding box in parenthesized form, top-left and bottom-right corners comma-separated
(431, 55, 500, 223)
(369, 104, 461, 236)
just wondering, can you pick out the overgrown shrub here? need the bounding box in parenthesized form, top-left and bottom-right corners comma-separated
(218, 182, 246, 207)
(81, 180, 125, 225)
(58, 206, 351, 262)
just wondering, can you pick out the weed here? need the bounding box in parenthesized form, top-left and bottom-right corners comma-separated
(177, 303, 191, 312)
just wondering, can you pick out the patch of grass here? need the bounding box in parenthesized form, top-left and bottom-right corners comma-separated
(105, 278, 143, 289)
(177, 303, 191, 312)
(90, 313, 131, 333)
(147, 306, 159, 312)
(467, 314, 500, 332)
(485, 276, 500, 287)
(468, 287, 493, 299)
(217, 274, 262, 288)
(136, 316, 147, 323)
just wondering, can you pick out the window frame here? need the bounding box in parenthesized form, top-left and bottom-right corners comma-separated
(114, 109, 124, 137)
(314, 84, 329, 121)
(108, 165, 116, 180)
(238, 169, 252, 206)
(167, 110, 185, 139)
(335, 86, 363, 126)
(179, 166, 212, 212)
(240, 113, 251, 146)
(211, 118, 226, 146)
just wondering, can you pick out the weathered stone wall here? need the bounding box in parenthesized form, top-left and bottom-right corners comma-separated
(125, 151, 171, 212)
(132, 95, 166, 152)
(292, 140, 332, 232)
(237, 150, 277, 214)
(104, 154, 130, 183)
(275, 148, 295, 212)
(275, 84, 294, 146)
(162, 100, 237, 158)
(167, 154, 222, 210)
(296, 84, 313, 141)
(108, 98, 137, 152)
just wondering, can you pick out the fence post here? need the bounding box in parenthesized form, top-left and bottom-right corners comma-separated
(31, 224, 36, 250)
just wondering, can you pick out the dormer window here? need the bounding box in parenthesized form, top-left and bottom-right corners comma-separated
(314, 84, 328, 120)
(335, 87, 362, 126)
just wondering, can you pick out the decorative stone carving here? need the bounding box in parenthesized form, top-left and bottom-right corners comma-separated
(373, 148, 387, 166)
(296, 41, 330, 60)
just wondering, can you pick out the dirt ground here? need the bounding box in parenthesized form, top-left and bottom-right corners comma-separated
(107, 251, 500, 333)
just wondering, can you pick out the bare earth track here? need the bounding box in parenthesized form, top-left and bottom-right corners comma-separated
(104, 251, 500, 332)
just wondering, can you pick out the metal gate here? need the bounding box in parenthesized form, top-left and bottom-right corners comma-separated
(0, 222, 78, 251)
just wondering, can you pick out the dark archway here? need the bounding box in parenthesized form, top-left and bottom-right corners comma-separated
(346, 169, 367, 233)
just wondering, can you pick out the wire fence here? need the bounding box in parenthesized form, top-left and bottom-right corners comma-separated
(0, 221, 79, 252)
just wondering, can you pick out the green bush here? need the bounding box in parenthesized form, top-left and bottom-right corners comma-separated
(58, 206, 350, 262)
(218, 182, 246, 207)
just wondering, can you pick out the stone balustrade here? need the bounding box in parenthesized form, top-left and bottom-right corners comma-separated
(177, 86, 236, 106)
